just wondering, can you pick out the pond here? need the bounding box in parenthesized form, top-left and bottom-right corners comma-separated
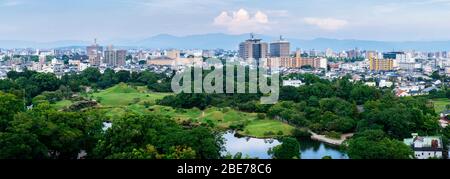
(222, 131, 349, 159)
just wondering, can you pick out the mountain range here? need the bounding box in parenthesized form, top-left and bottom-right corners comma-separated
(1, 33, 450, 52)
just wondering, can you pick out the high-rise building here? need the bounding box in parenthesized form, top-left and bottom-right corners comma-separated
(104, 45, 127, 67)
(346, 48, 361, 58)
(325, 48, 334, 57)
(270, 36, 290, 57)
(87, 39, 103, 66)
(239, 34, 268, 61)
(116, 50, 127, 67)
(104, 45, 116, 66)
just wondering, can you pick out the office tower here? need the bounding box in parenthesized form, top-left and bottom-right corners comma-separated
(238, 34, 268, 60)
(270, 36, 290, 57)
(87, 39, 103, 66)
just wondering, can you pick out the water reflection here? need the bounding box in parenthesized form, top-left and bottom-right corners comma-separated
(222, 131, 349, 159)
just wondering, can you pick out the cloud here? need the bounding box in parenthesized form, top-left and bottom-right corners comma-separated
(410, 0, 450, 5)
(1, 0, 22, 7)
(303, 17, 348, 31)
(213, 9, 270, 34)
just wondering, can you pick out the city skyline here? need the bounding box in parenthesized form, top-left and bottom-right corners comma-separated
(2, 0, 450, 42)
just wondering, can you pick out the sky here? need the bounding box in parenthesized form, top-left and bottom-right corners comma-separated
(1, 0, 450, 42)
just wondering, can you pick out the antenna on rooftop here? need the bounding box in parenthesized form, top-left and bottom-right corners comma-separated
(250, 33, 255, 39)
(280, 35, 284, 41)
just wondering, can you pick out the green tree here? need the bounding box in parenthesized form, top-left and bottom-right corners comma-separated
(115, 70, 131, 83)
(268, 137, 300, 159)
(347, 130, 413, 159)
(81, 67, 101, 83)
(0, 92, 24, 131)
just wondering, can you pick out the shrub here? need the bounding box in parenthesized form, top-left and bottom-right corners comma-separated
(222, 107, 230, 113)
(277, 131, 284, 136)
(264, 131, 275, 136)
(257, 113, 266, 120)
(292, 128, 311, 139)
(229, 122, 245, 131)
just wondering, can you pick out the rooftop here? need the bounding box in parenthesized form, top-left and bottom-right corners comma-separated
(403, 134, 443, 151)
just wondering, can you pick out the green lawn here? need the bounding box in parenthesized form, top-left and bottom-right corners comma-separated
(78, 83, 296, 138)
(51, 100, 73, 110)
(239, 120, 295, 138)
(89, 83, 171, 107)
(432, 98, 450, 114)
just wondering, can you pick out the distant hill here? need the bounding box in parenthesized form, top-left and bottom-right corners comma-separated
(2, 34, 450, 51)
(120, 33, 450, 51)
(0, 40, 89, 49)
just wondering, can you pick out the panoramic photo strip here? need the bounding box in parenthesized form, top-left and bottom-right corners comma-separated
(0, 0, 449, 177)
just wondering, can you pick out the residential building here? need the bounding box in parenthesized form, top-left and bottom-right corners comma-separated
(299, 57, 328, 69)
(369, 57, 394, 71)
(403, 133, 444, 159)
(104, 46, 127, 67)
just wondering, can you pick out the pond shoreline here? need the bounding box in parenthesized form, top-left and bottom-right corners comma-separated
(222, 131, 349, 159)
(309, 131, 354, 146)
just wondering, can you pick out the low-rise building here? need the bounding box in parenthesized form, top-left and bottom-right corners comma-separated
(283, 79, 304, 87)
(403, 133, 444, 159)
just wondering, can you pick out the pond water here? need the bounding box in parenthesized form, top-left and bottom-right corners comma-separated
(222, 131, 349, 159)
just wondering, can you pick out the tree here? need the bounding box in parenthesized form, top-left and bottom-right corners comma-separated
(81, 67, 101, 83)
(350, 85, 380, 105)
(0, 92, 24, 131)
(268, 137, 300, 159)
(115, 70, 131, 83)
(347, 130, 413, 159)
(30, 73, 60, 92)
(0, 103, 104, 159)
(93, 113, 222, 159)
(0, 132, 48, 159)
(98, 69, 117, 88)
(358, 98, 438, 139)
(431, 71, 441, 80)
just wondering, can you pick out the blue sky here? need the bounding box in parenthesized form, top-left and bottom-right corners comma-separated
(1, 0, 450, 41)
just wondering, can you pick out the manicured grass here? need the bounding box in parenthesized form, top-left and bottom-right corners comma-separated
(51, 100, 73, 110)
(239, 120, 295, 138)
(89, 83, 171, 107)
(432, 98, 450, 113)
(102, 104, 295, 138)
(195, 107, 257, 129)
(78, 83, 296, 138)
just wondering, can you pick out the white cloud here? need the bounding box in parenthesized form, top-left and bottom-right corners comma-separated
(1, 0, 22, 7)
(303, 17, 348, 31)
(213, 9, 270, 34)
